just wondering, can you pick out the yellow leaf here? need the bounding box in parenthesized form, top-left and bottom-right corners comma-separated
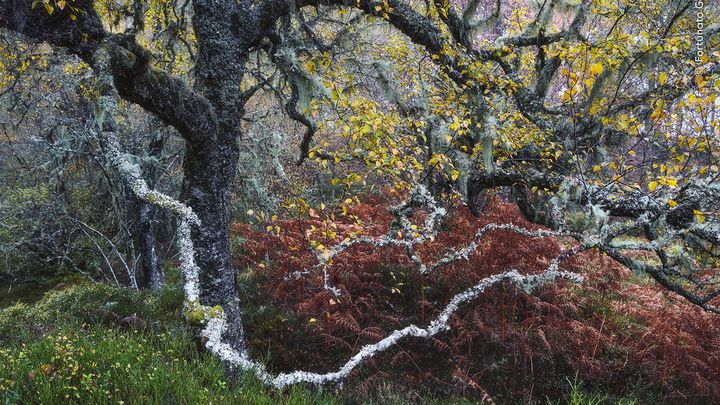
(648, 181, 659, 191)
(658, 72, 668, 86)
(590, 63, 603, 75)
(451, 169, 460, 181)
(593, 165, 601, 173)
(560, 90, 572, 103)
(650, 107, 665, 120)
(667, 199, 677, 207)
(308, 318, 317, 323)
(694, 210, 705, 224)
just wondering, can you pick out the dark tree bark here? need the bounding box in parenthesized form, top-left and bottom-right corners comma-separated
(133, 131, 167, 291)
(184, 0, 251, 351)
(137, 200, 163, 290)
(182, 140, 246, 350)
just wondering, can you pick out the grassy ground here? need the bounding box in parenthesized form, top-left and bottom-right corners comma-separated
(0, 281, 640, 404)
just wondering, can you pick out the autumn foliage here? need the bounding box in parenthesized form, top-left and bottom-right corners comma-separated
(233, 196, 720, 402)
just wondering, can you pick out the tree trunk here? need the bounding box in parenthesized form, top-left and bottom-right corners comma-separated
(136, 130, 166, 290)
(137, 200, 163, 290)
(187, 0, 251, 353)
(183, 138, 246, 352)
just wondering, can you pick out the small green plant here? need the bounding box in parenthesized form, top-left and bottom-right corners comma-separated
(561, 376, 638, 405)
(565, 377, 608, 405)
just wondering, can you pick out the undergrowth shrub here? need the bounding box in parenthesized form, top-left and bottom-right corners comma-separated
(235, 196, 720, 403)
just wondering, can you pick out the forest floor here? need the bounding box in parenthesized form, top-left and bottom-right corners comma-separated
(1, 201, 718, 404)
(0, 280, 633, 404)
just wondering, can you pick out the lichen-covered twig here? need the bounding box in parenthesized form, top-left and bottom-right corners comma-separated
(294, 184, 577, 295)
(91, 41, 201, 301)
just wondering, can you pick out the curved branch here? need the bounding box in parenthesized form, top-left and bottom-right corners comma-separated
(0, 0, 218, 144)
(602, 247, 720, 314)
(94, 63, 585, 388)
(286, 80, 317, 164)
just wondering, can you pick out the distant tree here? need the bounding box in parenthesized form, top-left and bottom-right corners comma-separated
(0, 44, 177, 288)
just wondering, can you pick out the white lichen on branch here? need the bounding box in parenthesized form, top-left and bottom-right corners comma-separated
(293, 185, 576, 295)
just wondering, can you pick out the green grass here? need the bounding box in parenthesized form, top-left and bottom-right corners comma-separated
(0, 281, 336, 403)
(0, 282, 469, 404)
(560, 377, 638, 405)
(0, 325, 338, 404)
(0, 281, 185, 342)
(0, 279, 58, 308)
